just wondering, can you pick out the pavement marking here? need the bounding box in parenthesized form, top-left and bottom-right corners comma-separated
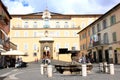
(0, 72, 11, 77)
(8, 68, 40, 80)
(9, 72, 23, 80)
(0, 69, 18, 77)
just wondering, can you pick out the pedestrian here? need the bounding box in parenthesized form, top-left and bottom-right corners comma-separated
(81, 55, 86, 64)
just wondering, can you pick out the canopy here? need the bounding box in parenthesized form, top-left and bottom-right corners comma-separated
(1, 50, 28, 56)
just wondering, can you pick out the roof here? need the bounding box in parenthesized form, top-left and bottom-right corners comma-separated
(11, 11, 102, 17)
(78, 3, 120, 34)
(27, 11, 63, 15)
(0, 0, 12, 19)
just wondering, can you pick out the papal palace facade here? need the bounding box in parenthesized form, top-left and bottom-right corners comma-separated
(10, 9, 100, 62)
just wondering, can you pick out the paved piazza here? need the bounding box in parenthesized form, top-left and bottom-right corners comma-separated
(0, 62, 120, 80)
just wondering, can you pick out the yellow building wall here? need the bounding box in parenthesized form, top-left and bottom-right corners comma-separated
(58, 54, 72, 62)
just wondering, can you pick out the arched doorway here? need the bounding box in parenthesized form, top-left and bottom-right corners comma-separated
(43, 46, 50, 58)
(39, 40, 54, 59)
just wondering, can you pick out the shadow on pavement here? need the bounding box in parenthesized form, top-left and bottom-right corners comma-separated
(0, 76, 6, 80)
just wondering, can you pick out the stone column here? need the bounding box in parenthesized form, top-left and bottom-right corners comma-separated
(47, 65, 53, 77)
(109, 64, 114, 75)
(82, 64, 87, 76)
(40, 64, 44, 75)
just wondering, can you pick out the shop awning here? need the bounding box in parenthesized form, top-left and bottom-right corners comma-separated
(1, 50, 28, 56)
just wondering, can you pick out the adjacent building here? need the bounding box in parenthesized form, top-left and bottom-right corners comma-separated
(10, 9, 101, 62)
(78, 3, 120, 64)
(0, 0, 16, 68)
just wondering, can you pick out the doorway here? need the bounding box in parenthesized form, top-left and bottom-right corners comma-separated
(43, 46, 50, 58)
(105, 50, 109, 63)
(98, 50, 103, 62)
(39, 41, 54, 59)
(93, 52, 97, 63)
(114, 50, 118, 64)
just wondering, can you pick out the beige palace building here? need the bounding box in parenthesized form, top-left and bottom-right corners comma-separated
(78, 3, 120, 64)
(10, 9, 101, 62)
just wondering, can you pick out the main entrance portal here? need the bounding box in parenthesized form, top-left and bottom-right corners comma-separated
(39, 40, 54, 59)
(43, 46, 50, 58)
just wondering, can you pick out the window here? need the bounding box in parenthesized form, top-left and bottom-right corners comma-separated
(84, 32, 86, 38)
(24, 22, 29, 28)
(71, 22, 75, 28)
(24, 43, 28, 50)
(33, 31, 37, 37)
(92, 26, 95, 35)
(88, 29, 90, 36)
(55, 31, 60, 37)
(33, 44, 37, 50)
(110, 15, 116, 25)
(102, 19, 107, 29)
(82, 32, 86, 39)
(24, 31, 28, 37)
(112, 32, 117, 42)
(56, 22, 60, 28)
(103, 33, 109, 44)
(33, 22, 38, 28)
(44, 20, 50, 28)
(97, 23, 101, 32)
(64, 22, 69, 28)
(82, 33, 84, 39)
(65, 43, 69, 49)
(81, 22, 85, 29)
(16, 23, 20, 28)
(64, 31, 69, 37)
(14, 31, 19, 37)
(73, 31, 77, 37)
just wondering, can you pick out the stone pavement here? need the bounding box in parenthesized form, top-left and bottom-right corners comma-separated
(1, 60, 120, 80)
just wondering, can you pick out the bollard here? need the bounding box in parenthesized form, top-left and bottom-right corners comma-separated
(99, 63, 103, 72)
(40, 64, 44, 75)
(82, 64, 87, 76)
(109, 64, 114, 75)
(104, 62, 108, 73)
(47, 65, 52, 77)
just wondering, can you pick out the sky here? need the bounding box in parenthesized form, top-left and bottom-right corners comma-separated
(1, 0, 120, 15)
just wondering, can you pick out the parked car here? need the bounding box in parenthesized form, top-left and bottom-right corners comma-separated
(15, 62, 27, 68)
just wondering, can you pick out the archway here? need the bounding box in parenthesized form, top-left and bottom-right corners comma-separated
(39, 40, 54, 59)
(43, 46, 50, 58)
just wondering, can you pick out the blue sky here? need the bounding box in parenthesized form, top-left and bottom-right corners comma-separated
(2, 0, 120, 14)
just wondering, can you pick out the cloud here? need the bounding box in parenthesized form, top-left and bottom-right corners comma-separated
(2, 0, 120, 14)
(22, 0, 29, 7)
(2, 0, 35, 14)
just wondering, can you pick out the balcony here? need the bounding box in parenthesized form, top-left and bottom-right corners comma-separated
(43, 25, 50, 28)
(93, 40, 109, 47)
